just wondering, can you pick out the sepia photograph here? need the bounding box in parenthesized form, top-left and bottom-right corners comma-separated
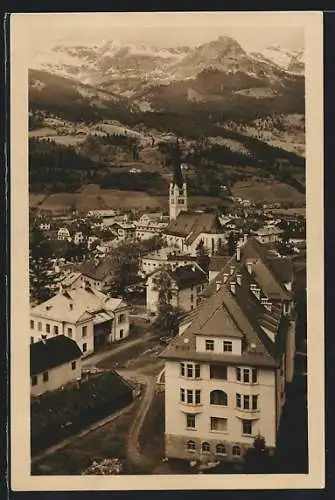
(10, 11, 324, 490)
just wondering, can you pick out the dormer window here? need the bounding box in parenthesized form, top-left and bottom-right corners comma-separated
(206, 340, 214, 351)
(223, 341, 233, 352)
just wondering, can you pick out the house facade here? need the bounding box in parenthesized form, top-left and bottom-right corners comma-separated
(160, 237, 296, 464)
(30, 335, 82, 396)
(141, 247, 197, 276)
(30, 286, 130, 356)
(79, 258, 116, 292)
(146, 264, 208, 315)
(252, 226, 284, 244)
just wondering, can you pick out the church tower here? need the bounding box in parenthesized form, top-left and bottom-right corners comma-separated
(169, 162, 188, 220)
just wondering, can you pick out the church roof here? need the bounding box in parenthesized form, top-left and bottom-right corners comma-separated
(164, 211, 224, 244)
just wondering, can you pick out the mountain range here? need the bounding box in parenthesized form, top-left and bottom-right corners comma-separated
(30, 36, 304, 112)
(28, 35, 305, 203)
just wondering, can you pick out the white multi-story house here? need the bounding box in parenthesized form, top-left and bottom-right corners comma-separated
(146, 264, 208, 315)
(79, 258, 116, 293)
(160, 237, 295, 464)
(30, 285, 130, 356)
(109, 222, 136, 242)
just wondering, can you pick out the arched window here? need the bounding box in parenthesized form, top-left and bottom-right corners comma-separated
(202, 442, 210, 453)
(187, 440, 196, 451)
(232, 445, 241, 457)
(210, 390, 228, 406)
(216, 444, 226, 455)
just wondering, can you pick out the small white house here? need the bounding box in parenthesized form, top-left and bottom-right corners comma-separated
(57, 227, 71, 241)
(30, 335, 82, 396)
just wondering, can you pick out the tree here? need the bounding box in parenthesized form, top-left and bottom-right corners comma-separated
(243, 434, 273, 473)
(227, 231, 237, 256)
(29, 228, 62, 304)
(196, 239, 210, 273)
(152, 269, 184, 337)
(29, 256, 60, 305)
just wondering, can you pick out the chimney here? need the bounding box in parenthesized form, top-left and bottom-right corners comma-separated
(236, 274, 242, 286)
(230, 282, 236, 295)
(40, 334, 47, 344)
(223, 273, 229, 283)
(216, 280, 222, 291)
(247, 261, 253, 274)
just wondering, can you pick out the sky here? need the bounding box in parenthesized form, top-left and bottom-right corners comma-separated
(25, 12, 304, 56)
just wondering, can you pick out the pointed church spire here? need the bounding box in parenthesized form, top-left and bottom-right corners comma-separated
(171, 138, 184, 189)
(172, 163, 184, 190)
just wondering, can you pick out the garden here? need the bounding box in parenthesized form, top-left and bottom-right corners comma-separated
(31, 370, 134, 455)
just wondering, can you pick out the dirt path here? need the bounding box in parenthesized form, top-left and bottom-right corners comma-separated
(117, 369, 158, 469)
(82, 331, 155, 368)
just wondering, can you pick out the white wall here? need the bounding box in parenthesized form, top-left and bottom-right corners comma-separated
(165, 359, 277, 451)
(30, 314, 94, 356)
(113, 308, 130, 341)
(31, 358, 82, 396)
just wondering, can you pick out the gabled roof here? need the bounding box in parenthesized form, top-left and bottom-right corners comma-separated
(148, 264, 208, 291)
(30, 335, 82, 376)
(243, 238, 292, 300)
(80, 259, 115, 281)
(160, 237, 293, 368)
(31, 287, 126, 323)
(169, 265, 208, 290)
(164, 211, 224, 245)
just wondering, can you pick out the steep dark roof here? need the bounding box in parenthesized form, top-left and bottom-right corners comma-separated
(161, 237, 294, 368)
(169, 265, 208, 290)
(164, 212, 224, 245)
(243, 238, 292, 300)
(30, 335, 82, 376)
(80, 259, 115, 281)
(172, 163, 184, 189)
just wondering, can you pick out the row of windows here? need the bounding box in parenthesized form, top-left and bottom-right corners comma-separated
(31, 361, 77, 386)
(180, 363, 258, 384)
(206, 340, 233, 352)
(180, 389, 259, 410)
(186, 441, 241, 457)
(180, 388, 201, 404)
(186, 414, 254, 435)
(30, 321, 88, 339)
